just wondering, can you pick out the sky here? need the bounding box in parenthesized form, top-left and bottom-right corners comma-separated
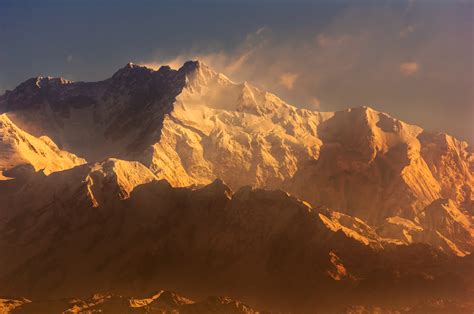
(0, 0, 472, 142)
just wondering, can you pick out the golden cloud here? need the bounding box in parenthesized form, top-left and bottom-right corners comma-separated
(279, 72, 299, 90)
(309, 97, 321, 110)
(399, 62, 420, 76)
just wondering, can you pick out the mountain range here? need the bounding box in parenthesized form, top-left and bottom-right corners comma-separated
(0, 61, 472, 313)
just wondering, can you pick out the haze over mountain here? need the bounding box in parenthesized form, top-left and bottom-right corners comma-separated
(0, 61, 472, 313)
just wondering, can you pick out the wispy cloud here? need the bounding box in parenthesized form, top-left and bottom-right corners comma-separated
(317, 33, 350, 48)
(279, 72, 299, 90)
(399, 62, 419, 76)
(140, 3, 473, 142)
(141, 26, 269, 76)
(309, 97, 321, 110)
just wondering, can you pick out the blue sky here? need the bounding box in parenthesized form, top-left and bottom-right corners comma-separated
(0, 0, 472, 142)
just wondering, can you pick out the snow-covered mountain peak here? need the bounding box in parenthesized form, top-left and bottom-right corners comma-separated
(34, 76, 73, 88)
(0, 61, 471, 254)
(111, 62, 155, 80)
(175, 61, 291, 117)
(1, 75, 73, 101)
(179, 59, 201, 72)
(0, 113, 85, 179)
(0, 60, 473, 311)
(12, 76, 73, 90)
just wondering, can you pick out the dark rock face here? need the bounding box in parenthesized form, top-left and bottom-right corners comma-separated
(0, 62, 200, 161)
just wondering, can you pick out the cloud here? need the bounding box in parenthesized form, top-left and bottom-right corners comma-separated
(399, 62, 420, 76)
(317, 33, 350, 48)
(206, 49, 256, 76)
(279, 72, 299, 90)
(141, 26, 269, 77)
(139, 4, 473, 142)
(255, 26, 269, 36)
(66, 55, 73, 63)
(309, 97, 321, 110)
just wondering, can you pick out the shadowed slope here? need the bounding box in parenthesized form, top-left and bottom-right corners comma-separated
(0, 174, 472, 312)
(0, 62, 199, 161)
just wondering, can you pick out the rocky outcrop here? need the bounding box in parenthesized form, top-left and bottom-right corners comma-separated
(1, 290, 258, 314)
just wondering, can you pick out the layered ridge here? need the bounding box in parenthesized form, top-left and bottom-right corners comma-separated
(0, 60, 473, 312)
(1, 173, 472, 312)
